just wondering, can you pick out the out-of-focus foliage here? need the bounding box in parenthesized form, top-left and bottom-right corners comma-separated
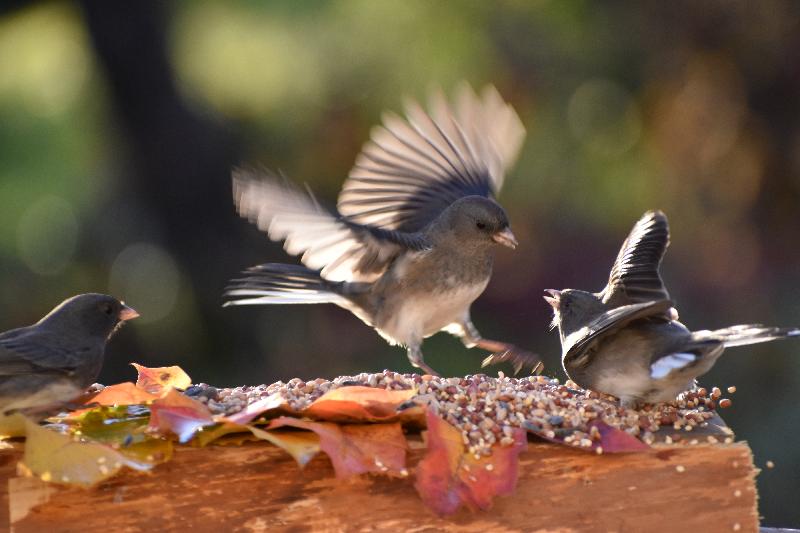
(0, 0, 798, 524)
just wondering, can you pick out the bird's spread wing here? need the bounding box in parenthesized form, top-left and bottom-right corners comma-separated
(0, 329, 79, 376)
(233, 169, 430, 282)
(600, 210, 670, 307)
(337, 83, 526, 233)
(563, 299, 675, 364)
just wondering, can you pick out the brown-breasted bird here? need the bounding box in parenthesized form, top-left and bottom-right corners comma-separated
(225, 84, 538, 375)
(0, 294, 138, 414)
(545, 210, 799, 406)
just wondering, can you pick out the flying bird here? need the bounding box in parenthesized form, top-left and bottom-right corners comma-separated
(545, 210, 800, 406)
(0, 293, 138, 414)
(225, 84, 538, 375)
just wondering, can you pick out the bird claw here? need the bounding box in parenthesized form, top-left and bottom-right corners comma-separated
(481, 347, 543, 376)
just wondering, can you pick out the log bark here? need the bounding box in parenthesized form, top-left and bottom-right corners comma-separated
(0, 437, 758, 532)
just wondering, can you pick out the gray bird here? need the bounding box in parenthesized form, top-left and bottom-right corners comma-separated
(545, 210, 800, 406)
(0, 293, 138, 414)
(225, 84, 539, 376)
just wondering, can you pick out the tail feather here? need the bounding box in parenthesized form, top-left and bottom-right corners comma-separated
(693, 325, 800, 348)
(224, 264, 347, 306)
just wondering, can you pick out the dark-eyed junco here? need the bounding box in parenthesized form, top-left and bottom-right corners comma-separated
(225, 84, 538, 375)
(545, 210, 800, 406)
(0, 294, 138, 414)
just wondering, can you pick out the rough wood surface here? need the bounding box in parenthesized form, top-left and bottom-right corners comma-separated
(0, 437, 758, 533)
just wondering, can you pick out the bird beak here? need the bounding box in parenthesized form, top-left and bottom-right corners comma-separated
(492, 227, 518, 249)
(543, 289, 561, 309)
(118, 303, 139, 321)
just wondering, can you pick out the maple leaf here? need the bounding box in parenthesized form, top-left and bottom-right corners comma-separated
(132, 363, 192, 396)
(523, 419, 650, 453)
(147, 389, 215, 443)
(223, 392, 288, 425)
(85, 382, 158, 407)
(268, 417, 407, 477)
(20, 419, 151, 487)
(248, 426, 321, 467)
(302, 386, 418, 422)
(414, 410, 527, 516)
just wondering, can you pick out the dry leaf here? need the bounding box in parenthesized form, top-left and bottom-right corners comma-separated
(132, 363, 192, 396)
(302, 386, 417, 422)
(147, 389, 214, 443)
(21, 419, 151, 487)
(86, 382, 158, 407)
(414, 410, 526, 516)
(268, 417, 407, 477)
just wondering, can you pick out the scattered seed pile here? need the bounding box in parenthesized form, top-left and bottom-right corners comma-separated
(184, 371, 734, 456)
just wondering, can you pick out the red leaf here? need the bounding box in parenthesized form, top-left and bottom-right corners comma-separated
(268, 417, 407, 478)
(132, 363, 192, 396)
(414, 410, 526, 516)
(86, 382, 158, 407)
(589, 420, 650, 453)
(523, 418, 649, 453)
(302, 386, 417, 422)
(148, 389, 215, 443)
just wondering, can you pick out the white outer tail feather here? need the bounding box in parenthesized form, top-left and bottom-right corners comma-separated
(224, 289, 346, 306)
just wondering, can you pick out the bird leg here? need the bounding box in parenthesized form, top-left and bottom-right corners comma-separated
(406, 345, 440, 377)
(454, 318, 543, 375)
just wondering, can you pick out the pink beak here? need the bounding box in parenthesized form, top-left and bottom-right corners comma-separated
(118, 303, 139, 321)
(492, 227, 518, 249)
(543, 289, 561, 309)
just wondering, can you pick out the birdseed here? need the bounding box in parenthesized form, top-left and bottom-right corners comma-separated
(182, 371, 728, 456)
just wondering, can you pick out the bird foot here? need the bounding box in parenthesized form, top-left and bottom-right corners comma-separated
(481, 345, 543, 375)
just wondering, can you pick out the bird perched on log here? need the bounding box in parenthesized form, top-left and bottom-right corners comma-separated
(0, 293, 138, 414)
(545, 210, 800, 406)
(225, 84, 539, 376)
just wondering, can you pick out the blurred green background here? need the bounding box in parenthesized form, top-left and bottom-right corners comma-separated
(1, 0, 799, 525)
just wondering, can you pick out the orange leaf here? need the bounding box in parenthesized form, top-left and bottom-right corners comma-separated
(268, 417, 407, 477)
(132, 363, 192, 396)
(415, 410, 527, 516)
(148, 389, 214, 443)
(302, 386, 417, 422)
(86, 382, 158, 407)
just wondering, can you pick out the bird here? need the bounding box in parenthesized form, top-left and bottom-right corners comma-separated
(224, 83, 540, 376)
(0, 293, 139, 415)
(545, 210, 800, 406)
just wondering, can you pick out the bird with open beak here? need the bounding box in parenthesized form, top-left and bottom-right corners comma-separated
(545, 210, 799, 406)
(225, 83, 538, 375)
(0, 293, 138, 415)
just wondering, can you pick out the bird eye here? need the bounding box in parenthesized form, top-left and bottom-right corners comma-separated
(476, 221, 487, 230)
(100, 303, 114, 315)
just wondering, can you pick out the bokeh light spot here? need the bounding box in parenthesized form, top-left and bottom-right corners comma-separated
(16, 195, 79, 276)
(109, 243, 181, 324)
(567, 78, 641, 157)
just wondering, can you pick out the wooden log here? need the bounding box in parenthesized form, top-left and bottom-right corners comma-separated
(1, 437, 758, 532)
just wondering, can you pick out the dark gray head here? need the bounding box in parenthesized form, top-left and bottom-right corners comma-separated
(37, 293, 139, 340)
(433, 196, 518, 250)
(544, 289, 606, 343)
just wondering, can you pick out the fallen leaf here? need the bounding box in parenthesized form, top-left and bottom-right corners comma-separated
(86, 382, 158, 407)
(523, 419, 649, 453)
(223, 392, 288, 425)
(302, 386, 417, 422)
(588, 420, 650, 453)
(148, 389, 215, 443)
(414, 410, 526, 516)
(268, 417, 406, 477)
(132, 363, 192, 396)
(249, 426, 321, 467)
(20, 419, 151, 487)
